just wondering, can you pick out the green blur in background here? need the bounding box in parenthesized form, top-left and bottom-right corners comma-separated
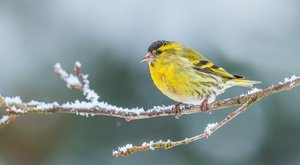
(0, 0, 300, 165)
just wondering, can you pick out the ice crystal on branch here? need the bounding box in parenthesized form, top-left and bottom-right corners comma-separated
(0, 115, 9, 125)
(204, 122, 218, 136)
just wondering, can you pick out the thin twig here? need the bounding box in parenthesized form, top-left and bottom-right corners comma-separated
(112, 98, 255, 157)
(0, 114, 17, 128)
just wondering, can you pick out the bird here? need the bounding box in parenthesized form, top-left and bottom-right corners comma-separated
(141, 40, 260, 113)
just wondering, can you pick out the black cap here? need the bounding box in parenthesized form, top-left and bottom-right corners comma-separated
(147, 40, 169, 52)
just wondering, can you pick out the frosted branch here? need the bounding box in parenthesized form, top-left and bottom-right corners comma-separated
(113, 100, 253, 157)
(0, 62, 299, 157)
(0, 114, 17, 128)
(54, 62, 99, 102)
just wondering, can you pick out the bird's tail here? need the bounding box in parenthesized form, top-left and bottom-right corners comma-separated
(226, 79, 261, 89)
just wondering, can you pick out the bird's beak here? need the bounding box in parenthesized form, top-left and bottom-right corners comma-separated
(140, 52, 153, 63)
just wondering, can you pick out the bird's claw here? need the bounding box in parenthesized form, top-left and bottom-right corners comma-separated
(200, 96, 212, 113)
(172, 103, 182, 118)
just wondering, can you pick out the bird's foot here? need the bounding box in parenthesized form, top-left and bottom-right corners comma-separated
(200, 96, 212, 113)
(172, 102, 182, 118)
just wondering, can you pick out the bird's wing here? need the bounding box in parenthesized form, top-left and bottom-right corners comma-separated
(182, 48, 242, 79)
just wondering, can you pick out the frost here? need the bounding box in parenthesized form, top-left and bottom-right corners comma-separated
(76, 112, 94, 117)
(54, 63, 81, 88)
(60, 101, 184, 117)
(283, 75, 298, 83)
(247, 88, 261, 95)
(204, 122, 218, 136)
(27, 100, 59, 110)
(279, 75, 299, 85)
(142, 141, 155, 150)
(113, 144, 133, 154)
(66, 74, 81, 88)
(4, 96, 22, 104)
(83, 88, 99, 103)
(240, 87, 261, 97)
(54, 63, 68, 78)
(0, 115, 9, 125)
(62, 100, 145, 115)
(11, 106, 26, 113)
(75, 61, 81, 68)
(222, 98, 231, 102)
(27, 99, 177, 117)
(55, 62, 100, 102)
(80, 74, 100, 102)
(36, 102, 59, 110)
(141, 139, 172, 150)
(28, 100, 42, 105)
(148, 105, 174, 113)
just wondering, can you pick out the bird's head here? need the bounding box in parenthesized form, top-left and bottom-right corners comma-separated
(141, 40, 181, 64)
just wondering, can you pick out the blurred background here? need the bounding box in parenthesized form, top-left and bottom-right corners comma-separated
(0, 0, 300, 164)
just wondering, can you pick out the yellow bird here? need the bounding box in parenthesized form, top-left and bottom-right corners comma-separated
(141, 40, 260, 112)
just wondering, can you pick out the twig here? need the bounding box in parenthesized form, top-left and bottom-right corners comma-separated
(54, 62, 99, 102)
(0, 114, 17, 128)
(112, 98, 254, 157)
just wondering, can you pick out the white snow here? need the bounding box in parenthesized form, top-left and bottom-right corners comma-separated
(11, 106, 26, 113)
(240, 87, 261, 97)
(204, 122, 218, 136)
(80, 73, 100, 102)
(142, 141, 155, 150)
(55, 62, 100, 102)
(148, 105, 174, 113)
(28, 100, 59, 110)
(54, 63, 68, 78)
(55, 63, 81, 88)
(283, 75, 299, 83)
(279, 75, 299, 85)
(26, 99, 178, 118)
(75, 61, 81, 68)
(36, 102, 59, 110)
(0, 115, 9, 125)
(247, 87, 261, 95)
(4, 96, 22, 104)
(83, 88, 99, 102)
(113, 144, 133, 154)
(65, 74, 81, 88)
(76, 112, 95, 117)
(28, 100, 42, 105)
(62, 100, 145, 115)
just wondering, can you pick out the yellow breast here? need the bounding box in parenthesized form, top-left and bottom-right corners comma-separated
(149, 57, 202, 103)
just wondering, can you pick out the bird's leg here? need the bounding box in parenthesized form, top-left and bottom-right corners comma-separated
(172, 102, 182, 117)
(200, 96, 212, 113)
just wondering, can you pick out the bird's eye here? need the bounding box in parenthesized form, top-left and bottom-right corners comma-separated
(156, 50, 162, 55)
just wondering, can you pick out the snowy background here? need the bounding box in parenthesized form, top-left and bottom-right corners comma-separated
(0, 0, 300, 164)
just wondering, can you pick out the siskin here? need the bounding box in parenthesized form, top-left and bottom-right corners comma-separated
(141, 40, 260, 111)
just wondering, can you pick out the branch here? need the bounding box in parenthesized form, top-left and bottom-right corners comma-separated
(113, 98, 254, 157)
(0, 62, 299, 157)
(1, 72, 299, 121)
(112, 75, 300, 157)
(0, 114, 17, 128)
